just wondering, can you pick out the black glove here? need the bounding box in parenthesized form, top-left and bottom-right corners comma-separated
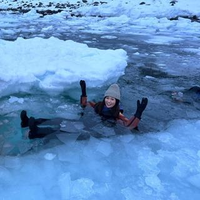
(80, 80, 87, 97)
(134, 98, 148, 119)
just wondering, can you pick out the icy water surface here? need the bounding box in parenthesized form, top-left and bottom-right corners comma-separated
(0, 7, 200, 200)
(0, 14, 200, 155)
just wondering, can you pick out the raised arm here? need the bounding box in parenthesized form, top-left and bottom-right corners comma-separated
(118, 98, 148, 130)
(80, 80, 96, 108)
(80, 80, 87, 107)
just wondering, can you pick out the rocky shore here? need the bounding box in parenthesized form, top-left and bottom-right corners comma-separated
(0, 0, 107, 16)
(0, 0, 199, 22)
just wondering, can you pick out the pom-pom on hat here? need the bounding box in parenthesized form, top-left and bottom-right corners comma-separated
(104, 84, 120, 101)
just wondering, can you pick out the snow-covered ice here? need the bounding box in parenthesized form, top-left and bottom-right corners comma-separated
(0, 37, 127, 97)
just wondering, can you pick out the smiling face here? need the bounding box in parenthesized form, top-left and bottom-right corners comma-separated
(105, 96, 116, 108)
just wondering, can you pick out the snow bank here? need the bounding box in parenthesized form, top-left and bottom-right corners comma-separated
(0, 37, 127, 97)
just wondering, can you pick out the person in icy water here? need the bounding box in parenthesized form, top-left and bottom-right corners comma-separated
(80, 80, 148, 129)
(20, 80, 148, 139)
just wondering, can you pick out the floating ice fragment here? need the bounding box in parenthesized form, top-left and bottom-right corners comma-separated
(17, 141, 33, 154)
(60, 124, 66, 128)
(97, 140, 113, 156)
(145, 75, 156, 79)
(0, 166, 12, 184)
(59, 150, 80, 163)
(101, 35, 117, 39)
(72, 178, 94, 199)
(146, 36, 184, 44)
(44, 153, 56, 160)
(154, 51, 163, 54)
(59, 173, 72, 199)
(83, 40, 92, 44)
(145, 175, 163, 191)
(42, 26, 53, 31)
(2, 143, 15, 155)
(60, 121, 84, 132)
(157, 132, 174, 143)
(92, 125, 116, 137)
(188, 174, 200, 189)
(73, 122, 85, 130)
(1, 29, 15, 34)
(158, 63, 166, 67)
(9, 96, 24, 104)
(119, 135, 135, 143)
(4, 156, 21, 169)
(121, 187, 135, 200)
(56, 133, 80, 144)
(83, 136, 101, 157)
(169, 193, 179, 200)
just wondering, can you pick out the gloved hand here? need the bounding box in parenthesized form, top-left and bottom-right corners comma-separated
(134, 98, 148, 119)
(80, 80, 87, 97)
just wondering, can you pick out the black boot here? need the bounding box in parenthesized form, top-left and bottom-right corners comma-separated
(28, 117, 38, 139)
(20, 110, 29, 127)
(28, 117, 50, 139)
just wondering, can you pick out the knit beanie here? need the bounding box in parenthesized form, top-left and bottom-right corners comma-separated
(104, 84, 120, 101)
